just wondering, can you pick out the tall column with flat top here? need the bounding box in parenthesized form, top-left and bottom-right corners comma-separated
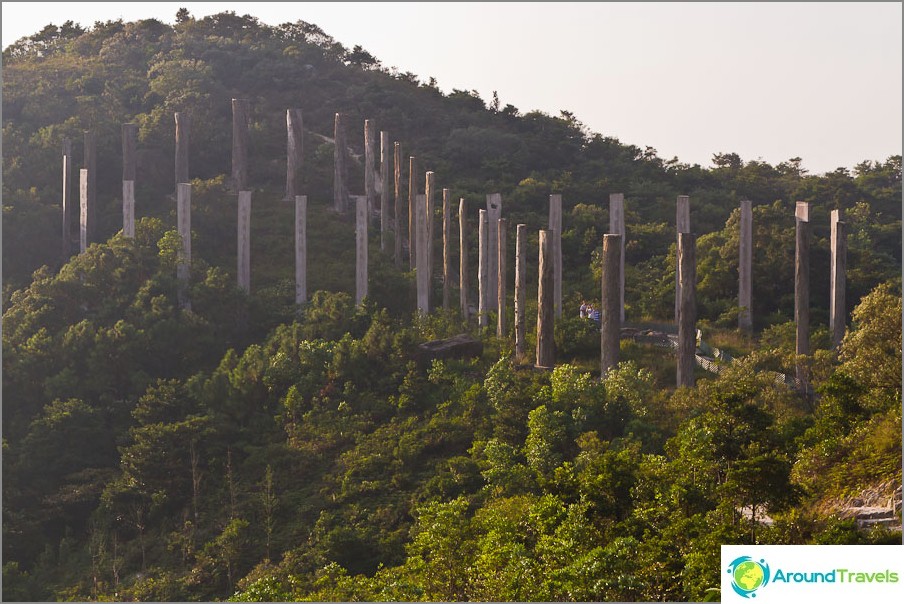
(394, 142, 402, 268)
(677, 232, 697, 388)
(549, 194, 562, 318)
(426, 171, 436, 285)
(830, 209, 847, 350)
(675, 195, 690, 322)
(416, 194, 429, 313)
(478, 209, 489, 327)
(795, 202, 810, 392)
(497, 218, 508, 337)
(443, 188, 452, 310)
(601, 234, 622, 378)
(738, 200, 753, 332)
(381, 131, 390, 252)
(333, 112, 348, 213)
(356, 195, 369, 305)
(486, 194, 502, 310)
(460, 199, 469, 320)
(609, 193, 625, 322)
(515, 224, 527, 362)
(232, 99, 250, 193)
(285, 108, 303, 201)
(536, 230, 555, 369)
(408, 156, 418, 269)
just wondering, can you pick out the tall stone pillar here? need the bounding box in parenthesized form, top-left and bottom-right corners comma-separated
(333, 112, 348, 213)
(675, 195, 690, 322)
(285, 108, 303, 201)
(62, 139, 72, 259)
(394, 142, 402, 268)
(536, 230, 555, 369)
(365, 119, 376, 220)
(442, 188, 452, 310)
(549, 194, 563, 318)
(232, 99, 250, 193)
(380, 131, 390, 252)
(123, 123, 138, 239)
(738, 199, 753, 332)
(296, 195, 307, 305)
(515, 224, 527, 362)
(830, 209, 847, 350)
(237, 191, 251, 293)
(416, 193, 429, 313)
(459, 199, 469, 320)
(79, 169, 88, 254)
(497, 218, 508, 338)
(175, 112, 189, 192)
(609, 193, 625, 322)
(486, 193, 502, 310)
(795, 202, 810, 392)
(356, 195, 369, 305)
(677, 232, 697, 388)
(123, 181, 135, 239)
(478, 209, 489, 327)
(426, 171, 436, 284)
(83, 130, 96, 246)
(408, 155, 418, 269)
(601, 234, 622, 378)
(176, 183, 192, 310)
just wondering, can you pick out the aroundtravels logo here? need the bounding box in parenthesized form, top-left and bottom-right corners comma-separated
(727, 556, 771, 598)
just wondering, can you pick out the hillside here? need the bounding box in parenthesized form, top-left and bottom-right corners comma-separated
(2, 10, 902, 602)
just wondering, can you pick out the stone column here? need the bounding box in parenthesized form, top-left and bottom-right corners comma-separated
(515, 224, 527, 361)
(459, 199, 469, 320)
(83, 130, 96, 246)
(442, 188, 452, 310)
(830, 209, 847, 349)
(79, 169, 88, 253)
(416, 193, 429, 313)
(497, 218, 508, 338)
(486, 194, 502, 310)
(295, 195, 307, 304)
(425, 171, 436, 285)
(536, 230, 555, 369)
(738, 199, 753, 332)
(123, 181, 135, 239)
(609, 193, 625, 322)
(408, 155, 418, 269)
(285, 108, 303, 201)
(380, 131, 390, 252)
(795, 202, 810, 392)
(123, 123, 137, 239)
(549, 194, 563, 318)
(356, 195, 369, 305)
(177, 183, 191, 310)
(232, 99, 250, 193)
(677, 232, 697, 388)
(601, 234, 622, 378)
(333, 112, 348, 213)
(175, 112, 189, 191)
(237, 191, 251, 293)
(365, 119, 376, 220)
(675, 195, 690, 322)
(394, 142, 402, 268)
(62, 139, 72, 259)
(478, 209, 489, 327)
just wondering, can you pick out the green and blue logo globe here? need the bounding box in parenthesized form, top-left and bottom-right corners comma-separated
(727, 556, 771, 598)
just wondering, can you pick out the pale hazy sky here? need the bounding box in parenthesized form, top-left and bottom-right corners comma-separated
(2, 2, 901, 175)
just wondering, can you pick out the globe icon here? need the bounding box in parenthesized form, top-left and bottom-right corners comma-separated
(733, 560, 765, 592)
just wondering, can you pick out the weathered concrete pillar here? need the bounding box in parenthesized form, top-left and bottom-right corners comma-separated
(549, 194, 563, 318)
(174, 113, 189, 191)
(486, 194, 502, 310)
(284, 108, 303, 201)
(677, 232, 697, 388)
(443, 188, 452, 310)
(408, 155, 418, 269)
(536, 230, 555, 369)
(609, 193, 625, 322)
(232, 99, 250, 193)
(830, 209, 847, 349)
(295, 195, 307, 305)
(394, 142, 402, 268)
(380, 131, 390, 252)
(675, 195, 690, 322)
(237, 191, 251, 293)
(601, 234, 622, 378)
(333, 112, 348, 213)
(79, 169, 88, 254)
(738, 199, 753, 332)
(365, 119, 376, 220)
(515, 224, 527, 362)
(497, 218, 508, 338)
(83, 130, 96, 245)
(122, 123, 138, 239)
(62, 139, 72, 259)
(425, 171, 436, 285)
(176, 183, 192, 310)
(123, 181, 135, 238)
(795, 202, 810, 391)
(416, 193, 429, 313)
(356, 195, 369, 305)
(478, 209, 489, 327)
(459, 198, 469, 320)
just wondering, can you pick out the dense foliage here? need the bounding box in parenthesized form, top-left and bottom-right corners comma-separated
(2, 10, 901, 602)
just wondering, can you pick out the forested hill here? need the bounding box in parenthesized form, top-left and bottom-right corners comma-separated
(2, 10, 902, 602)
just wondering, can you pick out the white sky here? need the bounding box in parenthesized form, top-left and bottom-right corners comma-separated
(2, 2, 901, 175)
